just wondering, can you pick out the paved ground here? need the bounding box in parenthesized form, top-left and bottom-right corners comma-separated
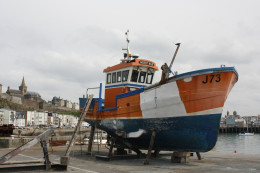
(0, 145, 260, 173)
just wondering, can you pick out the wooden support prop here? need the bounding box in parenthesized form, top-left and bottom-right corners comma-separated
(108, 138, 115, 157)
(153, 150, 160, 158)
(86, 125, 96, 155)
(196, 152, 202, 160)
(144, 130, 156, 165)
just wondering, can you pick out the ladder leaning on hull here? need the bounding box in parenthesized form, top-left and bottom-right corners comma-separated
(60, 95, 93, 168)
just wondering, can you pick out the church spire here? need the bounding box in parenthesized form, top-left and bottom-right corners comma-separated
(21, 76, 26, 87)
(19, 76, 27, 94)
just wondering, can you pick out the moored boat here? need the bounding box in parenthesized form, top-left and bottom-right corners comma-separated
(80, 32, 238, 152)
(239, 131, 254, 136)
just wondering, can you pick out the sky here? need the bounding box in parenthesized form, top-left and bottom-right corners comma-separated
(0, 0, 259, 116)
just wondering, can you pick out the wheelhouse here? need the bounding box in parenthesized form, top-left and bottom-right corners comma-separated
(103, 58, 158, 108)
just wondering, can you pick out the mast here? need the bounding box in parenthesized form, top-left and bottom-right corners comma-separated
(122, 30, 132, 62)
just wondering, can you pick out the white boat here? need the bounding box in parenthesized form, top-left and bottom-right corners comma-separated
(239, 131, 254, 136)
(239, 119, 254, 136)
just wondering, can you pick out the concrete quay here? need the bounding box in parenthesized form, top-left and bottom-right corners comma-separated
(0, 145, 259, 173)
(0, 128, 92, 148)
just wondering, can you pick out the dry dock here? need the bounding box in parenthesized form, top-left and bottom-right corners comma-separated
(0, 145, 259, 173)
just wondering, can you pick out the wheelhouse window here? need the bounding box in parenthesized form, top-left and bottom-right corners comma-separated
(112, 72, 116, 83)
(107, 73, 111, 84)
(131, 70, 139, 82)
(146, 73, 154, 84)
(138, 71, 147, 83)
(117, 71, 122, 82)
(122, 70, 129, 82)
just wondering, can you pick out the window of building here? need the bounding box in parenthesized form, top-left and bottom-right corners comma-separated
(117, 71, 122, 82)
(131, 70, 139, 82)
(146, 73, 154, 84)
(138, 71, 147, 83)
(107, 73, 111, 84)
(122, 70, 129, 82)
(112, 72, 116, 83)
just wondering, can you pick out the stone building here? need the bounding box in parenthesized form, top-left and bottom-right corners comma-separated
(51, 96, 78, 110)
(52, 96, 62, 106)
(6, 77, 42, 102)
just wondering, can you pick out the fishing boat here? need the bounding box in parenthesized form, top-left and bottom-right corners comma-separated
(80, 31, 238, 153)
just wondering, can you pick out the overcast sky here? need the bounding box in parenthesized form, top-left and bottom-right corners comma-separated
(0, 0, 259, 116)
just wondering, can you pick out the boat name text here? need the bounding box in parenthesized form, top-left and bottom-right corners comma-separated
(202, 74, 221, 84)
(139, 61, 154, 66)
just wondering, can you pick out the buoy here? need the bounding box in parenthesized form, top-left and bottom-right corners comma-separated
(234, 150, 237, 153)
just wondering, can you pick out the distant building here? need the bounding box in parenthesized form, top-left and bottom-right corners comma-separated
(235, 119, 246, 128)
(0, 83, 22, 104)
(26, 111, 48, 126)
(0, 84, 2, 95)
(51, 96, 79, 110)
(0, 110, 3, 125)
(15, 112, 25, 127)
(226, 117, 236, 127)
(61, 114, 78, 127)
(72, 102, 79, 110)
(52, 96, 62, 106)
(47, 112, 52, 125)
(52, 113, 63, 127)
(0, 108, 16, 125)
(6, 77, 42, 102)
(65, 100, 72, 108)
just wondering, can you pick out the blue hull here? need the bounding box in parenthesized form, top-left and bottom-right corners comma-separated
(86, 113, 221, 152)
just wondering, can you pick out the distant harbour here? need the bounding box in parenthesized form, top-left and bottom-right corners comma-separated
(215, 133, 260, 154)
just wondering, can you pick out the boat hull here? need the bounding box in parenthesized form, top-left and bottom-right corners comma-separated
(81, 67, 238, 152)
(87, 113, 221, 152)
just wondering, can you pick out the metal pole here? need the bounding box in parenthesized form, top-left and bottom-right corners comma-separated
(98, 83, 102, 111)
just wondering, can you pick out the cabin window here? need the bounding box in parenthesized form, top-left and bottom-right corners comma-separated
(112, 72, 116, 83)
(131, 70, 139, 82)
(107, 73, 111, 84)
(138, 71, 147, 83)
(122, 70, 129, 82)
(117, 71, 122, 82)
(146, 73, 154, 84)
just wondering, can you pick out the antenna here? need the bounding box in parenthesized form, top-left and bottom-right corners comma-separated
(122, 30, 131, 61)
(125, 30, 130, 44)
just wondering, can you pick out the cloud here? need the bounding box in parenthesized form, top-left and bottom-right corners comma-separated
(0, 0, 260, 116)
